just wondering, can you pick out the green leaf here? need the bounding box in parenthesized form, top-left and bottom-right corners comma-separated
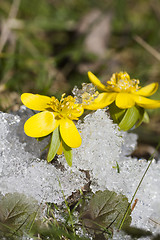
(47, 127, 61, 162)
(109, 102, 126, 124)
(109, 103, 149, 131)
(0, 193, 39, 238)
(135, 107, 145, 128)
(31, 218, 90, 240)
(62, 140, 72, 167)
(36, 135, 49, 141)
(142, 110, 150, 123)
(82, 189, 131, 233)
(118, 106, 140, 131)
(112, 161, 120, 173)
(123, 226, 152, 238)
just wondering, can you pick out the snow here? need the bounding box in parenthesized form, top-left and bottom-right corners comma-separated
(0, 107, 160, 238)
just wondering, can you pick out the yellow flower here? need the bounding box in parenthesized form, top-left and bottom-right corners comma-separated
(84, 71, 160, 110)
(21, 93, 83, 148)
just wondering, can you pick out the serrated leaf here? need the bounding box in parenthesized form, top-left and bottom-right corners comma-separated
(0, 193, 39, 238)
(82, 189, 131, 232)
(47, 127, 61, 162)
(62, 140, 72, 167)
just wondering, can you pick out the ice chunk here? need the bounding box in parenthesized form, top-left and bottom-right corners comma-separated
(120, 131, 138, 156)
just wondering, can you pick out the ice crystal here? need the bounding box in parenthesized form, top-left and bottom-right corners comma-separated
(72, 83, 98, 104)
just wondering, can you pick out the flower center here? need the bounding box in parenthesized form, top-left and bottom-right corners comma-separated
(48, 94, 83, 120)
(106, 72, 140, 92)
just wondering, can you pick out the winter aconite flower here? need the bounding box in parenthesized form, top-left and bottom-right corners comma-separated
(85, 71, 160, 110)
(84, 71, 160, 130)
(21, 93, 84, 165)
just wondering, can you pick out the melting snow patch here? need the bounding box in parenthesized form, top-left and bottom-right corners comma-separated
(0, 108, 160, 238)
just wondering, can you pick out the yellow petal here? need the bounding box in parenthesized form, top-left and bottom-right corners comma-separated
(115, 93, 135, 109)
(24, 111, 59, 138)
(88, 71, 108, 91)
(57, 142, 63, 155)
(71, 106, 84, 118)
(135, 82, 159, 97)
(60, 118, 81, 148)
(83, 92, 117, 110)
(134, 95, 160, 109)
(21, 93, 51, 111)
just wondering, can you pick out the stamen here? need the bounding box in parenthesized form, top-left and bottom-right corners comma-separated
(107, 72, 140, 92)
(47, 94, 83, 120)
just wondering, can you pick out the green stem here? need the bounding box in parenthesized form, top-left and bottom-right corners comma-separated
(118, 141, 160, 230)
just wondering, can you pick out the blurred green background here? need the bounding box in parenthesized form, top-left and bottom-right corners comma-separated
(0, 0, 160, 149)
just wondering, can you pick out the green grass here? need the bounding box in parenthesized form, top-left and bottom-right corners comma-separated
(0, 0, 160, 143)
